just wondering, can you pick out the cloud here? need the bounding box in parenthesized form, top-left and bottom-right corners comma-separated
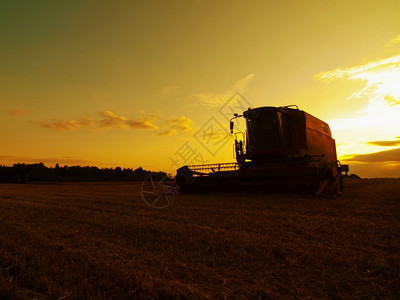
(316, 34, 400, 112)
(341, 161, 400, 178)
(385, 34, 400, 48)
(157, 129, 177, 136)
(316, 34, 400, 165)
(316, 50, 400, 81)
(367, 138, 400, 147)
(31, 116, 94, 130)
(97, 111, 127, 129)
(77, 116, 94, 127)
(193, 73, 254, 107)
(8, 108, 29, 116)
(316, 53, 400, 108)
(231, 73, 255, 92)
(384, 95, 400, 106)
(163, 116, 194, 133)
(201, 131, 231, 140)
(126, 113, 159, 130)
(29, 111, 160, 131)
(344, 147, 400, 163)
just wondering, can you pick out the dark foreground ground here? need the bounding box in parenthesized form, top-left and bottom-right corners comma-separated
(0, 178, 399, 299)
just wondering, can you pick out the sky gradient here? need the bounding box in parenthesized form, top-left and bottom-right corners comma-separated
(2, 0, 400, 177)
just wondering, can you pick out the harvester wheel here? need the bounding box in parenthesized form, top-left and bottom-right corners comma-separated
(316, 161, 342, 198)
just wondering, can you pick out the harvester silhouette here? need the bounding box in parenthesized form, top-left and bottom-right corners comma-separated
(176, 105, 348, 197)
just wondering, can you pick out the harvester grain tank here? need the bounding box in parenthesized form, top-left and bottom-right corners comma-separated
(176, 105, 346, 197)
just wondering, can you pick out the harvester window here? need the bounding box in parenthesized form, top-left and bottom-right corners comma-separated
(247, 111, 281, 151)
(279, 112, 292, 147)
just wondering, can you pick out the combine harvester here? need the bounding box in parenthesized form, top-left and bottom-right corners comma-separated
(176, 105, 347, 197)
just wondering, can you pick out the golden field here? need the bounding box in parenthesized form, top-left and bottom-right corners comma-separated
(0, 178, 399, 299)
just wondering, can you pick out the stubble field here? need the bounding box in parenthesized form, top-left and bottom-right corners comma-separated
(0, 178, 399, 299)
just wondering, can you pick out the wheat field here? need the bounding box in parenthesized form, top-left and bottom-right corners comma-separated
(0, 178, 399, 299)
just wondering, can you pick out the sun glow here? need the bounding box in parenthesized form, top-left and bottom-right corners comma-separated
(318, 49, 400, 164)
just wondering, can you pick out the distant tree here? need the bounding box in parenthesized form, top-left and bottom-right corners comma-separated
(0, 163, 171, 183)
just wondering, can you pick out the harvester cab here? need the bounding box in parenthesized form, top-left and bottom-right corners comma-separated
(176, 105, 347, 197)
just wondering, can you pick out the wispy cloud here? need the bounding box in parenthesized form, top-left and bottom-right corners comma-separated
(126, 113, 159, 130)
(157, 129, 177, 136)
(231, 73, 255, 92)
(367, 138, 400, 147)
(30, 111, 161, 132)
(344, 147, 400, 163)
(31, 116, 94, 130)
(316, 53, 400, 109)
(163, 116, 194, 133)
(97, 111, 127, 129)
(193, 73, 254, 107)
(97, 111, 159, 130)
(385, 34, 400, 48)
(8, 108, 29, 116)
(316, 34, 400, 163)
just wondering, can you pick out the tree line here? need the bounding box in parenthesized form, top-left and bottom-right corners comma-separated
(0, 163, 170, 183)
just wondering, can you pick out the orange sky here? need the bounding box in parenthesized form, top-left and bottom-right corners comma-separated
(1, 1, 400, 177)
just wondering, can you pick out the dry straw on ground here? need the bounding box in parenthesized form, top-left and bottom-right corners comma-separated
(0, 178, 399, 299)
